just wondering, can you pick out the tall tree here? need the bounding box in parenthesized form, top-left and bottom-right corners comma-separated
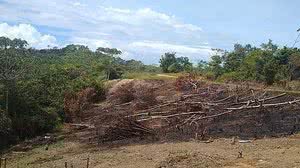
(0, 37, 29, 116)
(208, 55, 223, 78)
(261, 39, 278, 52)
(159, 52, 177, 73)
(176, 57, 193, 71)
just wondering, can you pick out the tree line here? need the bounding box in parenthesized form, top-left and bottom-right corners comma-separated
(160, 40, 300, 85)
(0, 37, 159, 149)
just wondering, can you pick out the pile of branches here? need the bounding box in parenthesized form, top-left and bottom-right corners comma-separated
(64, 88, 98, 123)
(175, 73, 201, 92)
(97, 81, 300, 143)
(97, 118, 156, 143)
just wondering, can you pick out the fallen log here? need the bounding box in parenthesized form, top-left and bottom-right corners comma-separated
(137, 111, 206, 122)
(226, 99, 300, 110)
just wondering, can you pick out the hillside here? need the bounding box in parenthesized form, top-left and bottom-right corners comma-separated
(2, 78, 300, 168)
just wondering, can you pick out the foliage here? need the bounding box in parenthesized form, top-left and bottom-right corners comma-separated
(159, 52, 193, 73)
(202, 40, 300, 85)
(217, 71, 242, 82)
(2, 35, 300, 150)
(208, 55, 223, 79)
(0, 37, 157, 149)
(197, 60, 208, 72)
(160, 52, 177, 73)
(0, 111, 11, 135)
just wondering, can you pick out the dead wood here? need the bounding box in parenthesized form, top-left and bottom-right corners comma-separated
(92, 78, 300, 144)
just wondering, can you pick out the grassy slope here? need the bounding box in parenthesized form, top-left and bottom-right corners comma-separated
(123, 72, 300, 96)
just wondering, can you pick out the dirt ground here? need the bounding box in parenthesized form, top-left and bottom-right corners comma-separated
(4, 133, 300, 168)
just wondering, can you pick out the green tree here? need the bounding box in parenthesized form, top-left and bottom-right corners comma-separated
(96, 47, 122, 56)
(263, 58, 279, 85)
(176, 57, 193, 71)
(239, 49, 263, 80)
(159, 53, 192, 73)
(208, 55, 223, 78)
(289, 52, 300, 80)
(261, 39, 278, 52)
(167, 62, 182, 73)
(223, 44, 247, 72)
(197, 60, 208, 72)
(159, 52, 177, 73)
(0, 37, 29, 116)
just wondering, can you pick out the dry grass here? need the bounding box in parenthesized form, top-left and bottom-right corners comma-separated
(4, 134, 300, 168)
(123, 72, 181, 80)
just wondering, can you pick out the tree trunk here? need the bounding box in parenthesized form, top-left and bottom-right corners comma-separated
(5, 87, 9, 116)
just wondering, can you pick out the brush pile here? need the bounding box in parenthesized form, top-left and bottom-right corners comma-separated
(84, 77, 300, 143)
(97, 118, 156, 143)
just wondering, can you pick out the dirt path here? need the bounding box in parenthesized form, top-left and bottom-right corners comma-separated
(156, 74, 177, 78)
(4, 134, 300, 168)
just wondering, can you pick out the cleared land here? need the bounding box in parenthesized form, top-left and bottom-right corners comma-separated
(3, 77, 300, 168)
(3, 134, 300, 168)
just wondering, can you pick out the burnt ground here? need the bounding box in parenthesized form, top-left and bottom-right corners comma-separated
(73, 79, 300, 144)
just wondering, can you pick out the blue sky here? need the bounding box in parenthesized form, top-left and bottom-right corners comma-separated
(0, 0, 299, 64)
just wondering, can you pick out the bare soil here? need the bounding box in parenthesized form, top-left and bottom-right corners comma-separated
(4, 134, 300, 168)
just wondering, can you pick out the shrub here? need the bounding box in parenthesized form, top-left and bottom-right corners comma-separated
(217, 72, 242, 82)
(203, 71, 215, 80)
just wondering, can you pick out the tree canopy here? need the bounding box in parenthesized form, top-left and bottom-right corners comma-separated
(159, 52, 193, 73)
(203, 40, 300, 84)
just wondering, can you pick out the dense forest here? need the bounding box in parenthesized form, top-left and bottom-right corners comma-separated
(1, 36, 300, 149)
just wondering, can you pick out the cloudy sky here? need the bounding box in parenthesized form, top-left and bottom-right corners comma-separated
(0, 0, 299, 64)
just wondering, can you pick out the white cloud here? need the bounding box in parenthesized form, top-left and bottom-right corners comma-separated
(0, 0, 211, 63)
(72, 2, 87, 7)
(0, 1, 203, 34)
(119, 51, 130, 59)
(104, 7, 131, 14)
(173, 24, 202, 32)
(0, 23, 57, 48)
(103, 7, 202, 32)
(128, 41, 213, 61)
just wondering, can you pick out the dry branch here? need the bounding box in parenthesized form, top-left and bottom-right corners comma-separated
(136, 111, 206, 122)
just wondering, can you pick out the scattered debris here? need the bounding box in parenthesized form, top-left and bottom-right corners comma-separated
(237, 151, 243, 158)
(9, 134, 60, 152)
